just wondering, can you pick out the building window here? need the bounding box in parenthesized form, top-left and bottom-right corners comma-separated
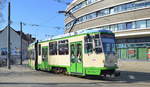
(146, 1, 150, 7)
(82, 1, 87, 7)
(77, 17, 83, 24)
(136, 20, 146, 29)
(82, 16, 87, 22)
(126, 22, 134, 29)
(86, 19, 150, 32)
(87, 0, 96, 4)
(118, 4, 127, 12)
(147, 20, 150, 28)
(86, 12, 96, 20)
(69, 0, 97, 13)
(38, 44, 41, 55)
(86, 14, 91, 20)
(96, 10, 102, 17)
(118, 23, 126, 30)
(96, 9, 109, 17)
(126, 3, 135, 10)
(84, 34, 93, 53)
(103, 9, 110, 15)
(110, 24, 118, 31)
(135, 0, 146, 8)
(77, 3, 83, 9)
(49, 41, 57, 55)
(58, 40, 69, 55)
(100, 26, 110, 30)
(110, 7, 118, 14)
(110, 7, 115, 14)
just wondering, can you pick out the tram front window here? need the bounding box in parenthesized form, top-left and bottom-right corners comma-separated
(103, 43, 116, 53)
(101, 34, 116, 53)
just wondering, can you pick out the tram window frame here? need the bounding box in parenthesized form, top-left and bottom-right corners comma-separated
(38, 44, 41, 55)
(94, 34, 102, 54)
(84, 34, 93, 54)
(42, 47, 48, 61)
(49, 41, 57, 55)
(58, 40, 69, 55)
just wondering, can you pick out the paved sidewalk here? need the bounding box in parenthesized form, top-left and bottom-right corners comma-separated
(118, 60, 150, 72)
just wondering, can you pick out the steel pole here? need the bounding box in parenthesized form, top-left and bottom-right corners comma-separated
(20, 22, 23, 65)
(7, 2, 11, 69)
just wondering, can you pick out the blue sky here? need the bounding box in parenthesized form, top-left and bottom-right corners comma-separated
(0, 0, 72, 40)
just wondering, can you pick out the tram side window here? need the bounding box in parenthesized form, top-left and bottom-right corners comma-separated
(38, 44, 41, 55)
(49, 42, 57, 55)
(58, 40, 69, 55)
(42, 47, 48, 61)
(94, 34, 102, 54)
(84, 34, 93, 53)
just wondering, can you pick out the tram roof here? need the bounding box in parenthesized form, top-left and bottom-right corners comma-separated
(52, 29, 112, 39)
(41, 29, 112, 43)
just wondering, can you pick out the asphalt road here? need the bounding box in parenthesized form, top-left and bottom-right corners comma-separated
(0, 60, 150, 87)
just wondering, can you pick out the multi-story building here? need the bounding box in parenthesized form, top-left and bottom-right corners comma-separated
(64, 0, 150, 61)
(0, 26, 35, 65)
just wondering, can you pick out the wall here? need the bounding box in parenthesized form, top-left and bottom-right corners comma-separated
(0, 27, 30, 64)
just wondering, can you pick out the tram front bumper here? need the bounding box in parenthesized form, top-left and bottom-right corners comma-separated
(85, 67, 118, 76)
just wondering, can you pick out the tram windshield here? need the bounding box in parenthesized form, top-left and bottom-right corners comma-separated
(101, 33, 116, 53)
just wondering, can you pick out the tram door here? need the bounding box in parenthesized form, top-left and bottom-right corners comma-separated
(70, 41, 83, 73)
(42, 46, 48, 69)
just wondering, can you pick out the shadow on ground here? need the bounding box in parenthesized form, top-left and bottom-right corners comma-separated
(0, 63, 150, 85)
(82, 70, 150, 84)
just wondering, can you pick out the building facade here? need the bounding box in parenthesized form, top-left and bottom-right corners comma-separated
(64, 0, 150, 61)
(0, 26, 35, 65)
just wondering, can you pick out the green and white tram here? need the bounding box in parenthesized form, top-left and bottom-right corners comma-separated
(28, 29, 119, 76)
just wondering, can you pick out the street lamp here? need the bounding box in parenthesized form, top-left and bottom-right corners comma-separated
(58, 10, 78, 33)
